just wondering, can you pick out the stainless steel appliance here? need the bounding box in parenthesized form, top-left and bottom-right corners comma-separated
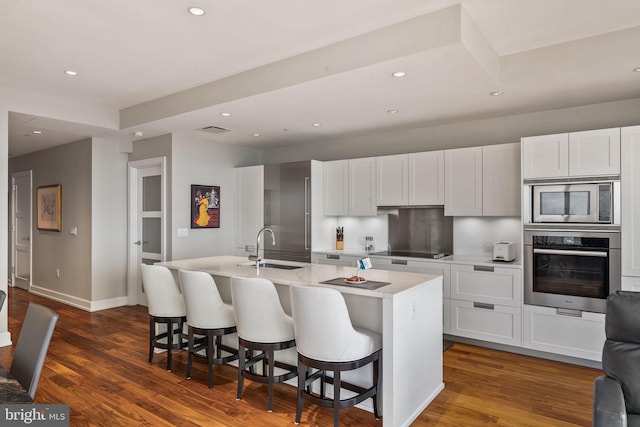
(529, 180, 619, 224)
(492, 241, 516, 262)
(263, 161, 311, 263)
(524, 228, 621, 313)
(382, 207, 453, 256)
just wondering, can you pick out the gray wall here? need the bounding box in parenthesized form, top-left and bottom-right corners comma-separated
(170, 132, 262, 260)
(261, 97, 640, 163)
(9, 138, 93, 300)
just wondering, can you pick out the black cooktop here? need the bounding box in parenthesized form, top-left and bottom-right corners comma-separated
(370, 250, 450, 259)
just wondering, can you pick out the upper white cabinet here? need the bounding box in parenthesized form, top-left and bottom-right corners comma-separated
(409, 151, 445, 205)
(569, 128, 620, 177)
(522, 128, 620, 179)
(323, 158, 376, 216)
(323, 160, 349, 216)
(522, 133, 569, 179)
(482, 143, 521, 216)
(621, 125, 640, 282)
(234, 165, 264, 253)
(444, 147, 483, 216)
(376, 151, 445, 206)
(376, 154, 409, 206)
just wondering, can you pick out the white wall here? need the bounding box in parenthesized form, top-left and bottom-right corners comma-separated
(335, 215, 389, 253)
(453, 217, 522, 258)
(91, 138, 128, 303)
(170, 132, 262, 260)
(0, 108, 10, 346)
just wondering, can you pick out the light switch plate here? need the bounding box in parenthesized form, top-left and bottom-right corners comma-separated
(177, 228, 188, 237)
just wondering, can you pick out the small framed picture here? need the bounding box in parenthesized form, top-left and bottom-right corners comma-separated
(191, 184, 220, 229)
(37, 184, 62, 231)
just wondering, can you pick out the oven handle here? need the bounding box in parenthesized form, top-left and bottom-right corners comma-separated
(533, 248, 608, 257)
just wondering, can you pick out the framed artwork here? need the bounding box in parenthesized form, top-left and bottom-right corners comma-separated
(37, 184, 62, 231)
(191, 184, 220, 229)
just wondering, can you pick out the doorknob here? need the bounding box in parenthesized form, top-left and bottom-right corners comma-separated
(133, 241, 141, 246)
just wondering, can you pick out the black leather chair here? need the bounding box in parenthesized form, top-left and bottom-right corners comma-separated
(593, 291, 640, 427)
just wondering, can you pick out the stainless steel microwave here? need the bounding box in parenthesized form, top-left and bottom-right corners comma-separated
(531, 181, 619, 224)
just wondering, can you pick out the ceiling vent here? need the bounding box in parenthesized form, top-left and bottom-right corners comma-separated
(199, 125, 230, 134)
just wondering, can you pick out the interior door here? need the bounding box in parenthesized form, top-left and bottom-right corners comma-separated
(11, 171, 32, 291)
(127, 158, 166, 306)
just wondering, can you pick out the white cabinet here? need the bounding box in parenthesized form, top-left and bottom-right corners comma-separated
(522, 128, 620, 179)
(376, 151, 446, 206)
(444, 147, 483, 216)
(409, 151, 445, 205)
(482, 143, 521, 216)
(376, 154, 408, 206)
(312, 252, 358, 267)
(569, 128, 620, 177)
(235, 165, 264, 255)
(371, 257, 451, 334)
(322, 158, 376, 216)
(449, 264, 522, 346)
(523, 304, 605, 361)
(323, 160, 349, 216)
(522, 133, 569, 179)
(621, 125, 640, 282)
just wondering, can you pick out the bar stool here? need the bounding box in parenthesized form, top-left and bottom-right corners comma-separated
(140, 264, 188, 372)
(230, 276, 297, 412)
(289, 285, 382, 427)
(179, 270, 239, 388)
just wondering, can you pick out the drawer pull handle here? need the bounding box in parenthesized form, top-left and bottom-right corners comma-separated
(556, 308, 582, 318)
(326, 254, 339, 260)
(391, 259, 408, 265)
(473, 302, 494, 310)
(474, 265, 494, 272)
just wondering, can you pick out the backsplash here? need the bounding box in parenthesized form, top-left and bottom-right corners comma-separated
(453, 217, 522, 258)
(336, 215, 388, 252)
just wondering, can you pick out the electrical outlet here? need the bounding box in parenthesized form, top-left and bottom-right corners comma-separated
(410, 300, 417, 320)
(484, 243, 493, 252)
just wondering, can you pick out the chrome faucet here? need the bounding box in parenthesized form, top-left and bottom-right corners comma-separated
(249, 226, 276, 267)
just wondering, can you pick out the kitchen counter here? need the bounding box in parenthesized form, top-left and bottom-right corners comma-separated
(158, 255, 443, 427)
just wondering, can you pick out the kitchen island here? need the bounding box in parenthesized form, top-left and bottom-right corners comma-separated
(158, 255, 443, 427)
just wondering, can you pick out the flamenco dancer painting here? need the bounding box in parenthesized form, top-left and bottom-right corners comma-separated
(191, 185, 220, 228)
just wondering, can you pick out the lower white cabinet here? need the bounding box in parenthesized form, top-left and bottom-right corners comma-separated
(450, 299, 522, 346)
(449, 263, 523, 346)
(312, 252, 358, 267)
(523, 304, 605, 362)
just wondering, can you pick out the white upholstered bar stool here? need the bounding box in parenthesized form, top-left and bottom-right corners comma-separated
(179, 270, 239, 388)
(230, 276, 297, 412)
(289, 285, 382, 427)
(140, 264, 188, 372)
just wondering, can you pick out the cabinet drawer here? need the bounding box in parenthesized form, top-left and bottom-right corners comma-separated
(450, 264, 522, 307)
(311, 253, 357, 267)
(523, 304, 604, 361)
(449, 299, 522, 346)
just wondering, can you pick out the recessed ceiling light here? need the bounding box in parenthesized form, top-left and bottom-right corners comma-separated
(253, 133, 261, 137)
(392, 71, 407, 78)
(282, 128, 290, 132)
(32, 130, 42, 134)
(387, 109, 399, 114)
(220, 112, 231, 117)
(489, 91, 504, 96)
(312, 123, 322, 127)
(634, 67, 640, 72)
(188, 7, 206, 16)
(64, 70, 78, 76)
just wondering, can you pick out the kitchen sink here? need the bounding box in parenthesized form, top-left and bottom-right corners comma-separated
(238, 262, 304, 270)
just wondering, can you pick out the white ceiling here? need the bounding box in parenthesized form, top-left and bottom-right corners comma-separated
(3, 0, 640, 157)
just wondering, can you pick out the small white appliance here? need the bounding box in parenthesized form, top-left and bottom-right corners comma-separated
(492, 241, 516, 262)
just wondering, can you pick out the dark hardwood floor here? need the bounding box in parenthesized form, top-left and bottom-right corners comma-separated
(0, 287, 602, 426)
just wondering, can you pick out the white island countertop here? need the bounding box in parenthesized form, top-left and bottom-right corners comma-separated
(159, 255, 441, 298)
(158, 255, 444, 427)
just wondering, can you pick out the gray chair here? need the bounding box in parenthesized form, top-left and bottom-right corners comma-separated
(593, 291, 640, 427)
(10, 303, 58, 399)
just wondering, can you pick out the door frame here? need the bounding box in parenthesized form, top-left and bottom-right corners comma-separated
(127, 157, 167, 305)
(10, 170, 32, 290)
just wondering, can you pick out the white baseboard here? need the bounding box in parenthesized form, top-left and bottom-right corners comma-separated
(0, 331, 12, 348)
(30, 285, 128, 312)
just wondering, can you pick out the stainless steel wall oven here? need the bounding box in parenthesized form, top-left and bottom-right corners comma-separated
(524, 228, 621, 313)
